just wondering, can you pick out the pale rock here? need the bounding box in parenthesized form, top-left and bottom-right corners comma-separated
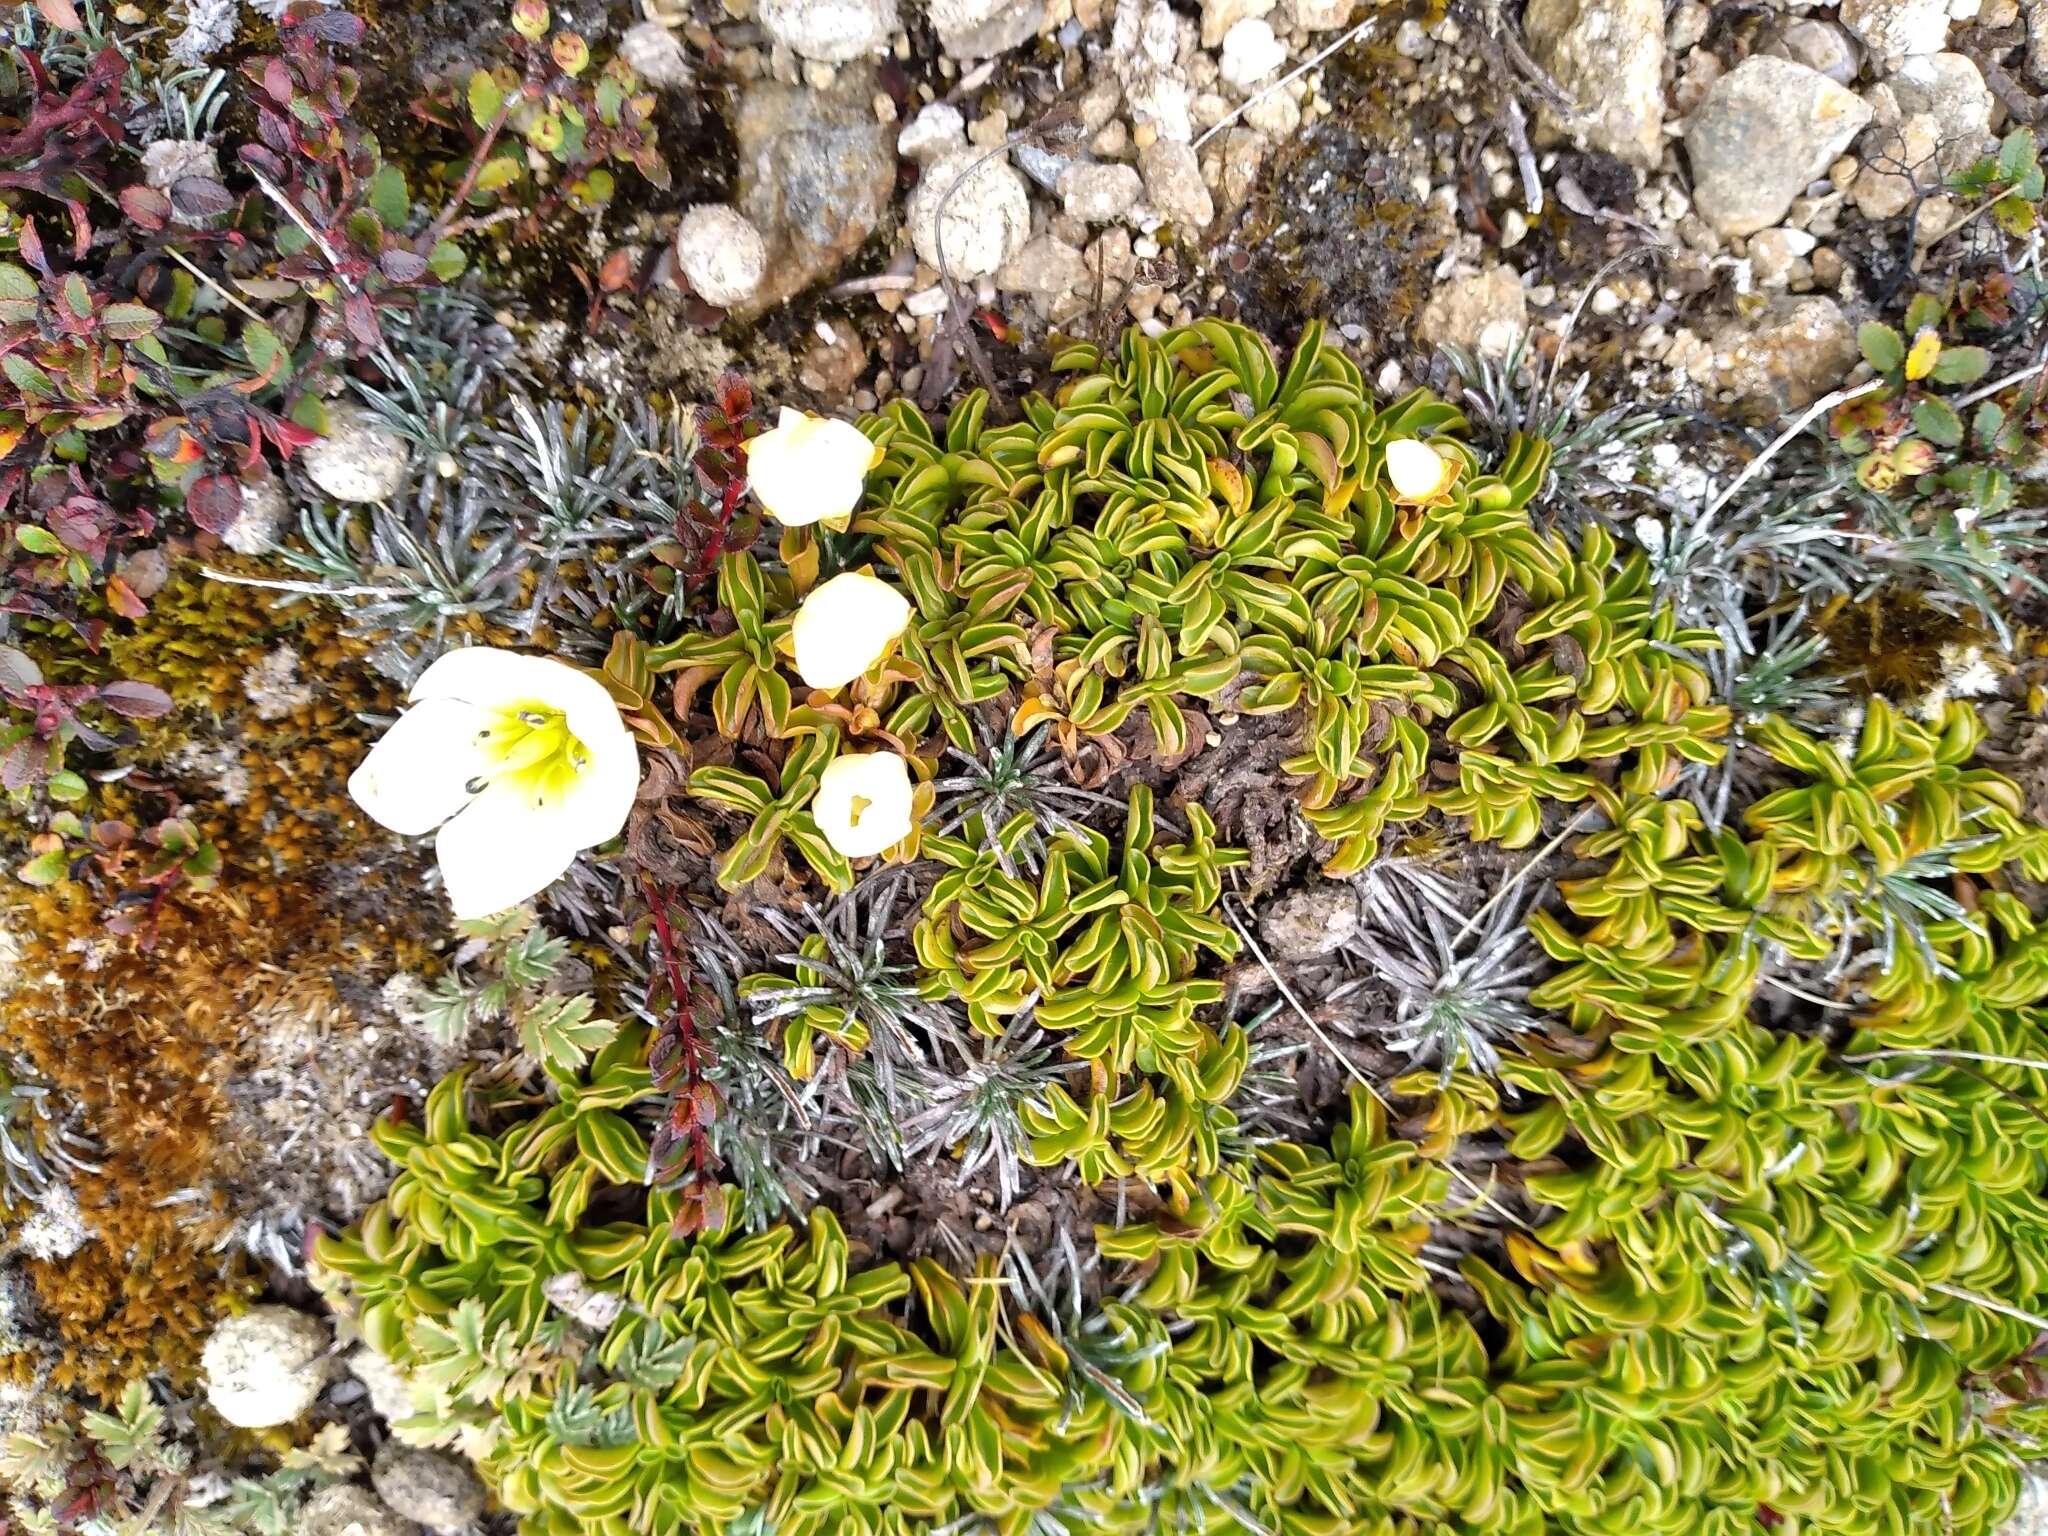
(756, 0, 896, 61)
(1201, 0, 1272, 47)
(1392, 18, 1431, 57)
(1524, 0, 1666, 169)
(1244, 86, 1301, 135)
(298, 1487, 416, 1536)
(202, 1306, 331, 1429)
(2031, 1, 2048, 84)
(1291, 0, 1356, 28)
(1692, 295, 1858, 412)
(1839, 0, 1950, 69)
(1888, 52, 1995, 175)
(1199, 126, 1269, 222)
(1853, 112, 1943, 218)
(1417, 265, 1527, 360)
(1763, 18, 1860, 85)
(371, 1446, 485, 1533)
(347, 1347, 417, 1426)
(1749, 226, 1817, 287)
(1260, 882, 1361, 960)
(1685, 57, 1875, 238)
(1666, 1, 1709, 53)
(541, 1271, 626, 1331)
(301, 401, 408, 504)
(141, 139, 220, 192)
(1219, 17, 1286, 88)
(674, 204, 768, 307)
(907, 149, 1032, 279)
(929, 0, 1045, 57)
(897, 101, 966, 161)
(619, 21, 692, 87)
(1113, 0, 1194, 141)
(1139, 138, 1215, 227)
(995, 233, 1089, 308)
(1058, 161, 1143, 220)
(222, 471, 288, 556)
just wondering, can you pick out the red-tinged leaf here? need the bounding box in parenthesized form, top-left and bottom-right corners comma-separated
(598, 247, 634, 292)
(343, 291, 383, 351)
(59, 272, 91, 320)
(96, 679, 172, 718)
(186, 472, 242, 535)
(119, 184, 172, 232)
(146, 422, 204, 464)
(33, 0, 82, 32)
(104, 571, 145, 619)
(17, 219, 47, 278)
(714, 370, 753, 423)
(377, 247, 430, 284)
(0, 646, 42, 691)
(1, 736, 44, 791)
(263, 56, 293, 104)
(170, 177, 235, 218)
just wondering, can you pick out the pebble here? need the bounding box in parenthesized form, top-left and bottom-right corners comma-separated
(1417, 265, 1527, 360)
(1058, 160, 1144, 220)
(1260, 882, 1361, 961)
(907, 149, 1032, 280)
(1887, 52, 1995, 174)
(1292, 0, 1356, 28)
(1763, 18, 1861, 86)
(141, 139, 220, 193)
(1838, 0, 1950, 69)
(1694, 295, 1858, 411)
(898, 102, 965, 162)
(618, 21, 693, 87)
(929, 0, 1045, 57)
(1139, 137, 1215, 227)
(299, 1487, 417, 1536)
(1219, 17, 1286, 89)
(756, 0, 897, 61)
(673, 204, 768, 307)
(1200, 0, 1272, 49)
(1852, 113, 1942, 219)
(301, 401, 409, 505)
(1684, 57, 1874, 238)
(222, 472, 287, 556)
(371, 1445, 486, 1533)
(1523, 0, 1665, 168)
(201, 1306, 331, 1429)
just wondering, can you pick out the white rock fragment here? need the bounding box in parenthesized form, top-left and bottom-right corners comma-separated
(1138, 138, 1214, 227)
(301, 401, 409, 504)
(201, 1305, 331, 1428)
(1219, 17, 1286, 89)
(347, 1345, 419, 1426)
(299, 1486, 417, 1536)
(371, 1445, 486, 1533)
(906, 148, 1031, 281)
(618, 21, 692, 88)
(222, 472, 287, 556)
(1058, 161, 1144, 221)
(897, 102, 966, 162)
(756, 0, 897, 61)
(674, 204, 768, 307)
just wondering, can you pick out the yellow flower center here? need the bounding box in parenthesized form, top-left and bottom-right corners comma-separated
(849, 792, 873, 827)
(471, 703, 590, 811)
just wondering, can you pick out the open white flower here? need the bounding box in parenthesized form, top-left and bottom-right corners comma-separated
(813, 751, 914, 859)
(746, 407, 881, 527)
(1383, 437, 1456, 502)
(791, 570, 912, 691)
(347, 647, 639, 919)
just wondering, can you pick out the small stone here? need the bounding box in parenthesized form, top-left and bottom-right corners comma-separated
(301, 401, 408, 505)
(117, 545, 171, 600)
(1219, 18, 1286, 88)
(299, 1487, 417, 1536)
(1811, 246, 1845, 287)
(929, 0, 1045, 57)
(1524, 0, 1666, 168)
(898, 101, 966, 161)
(1012, 142, 1071, 191)
(1888, 52, 1995, 175)
(1694, 295, 1858, 412)
(674, 204, 768, 307)
(1139, 137, 1215, 227)
(1291, 0, 1355, 27)
(995, 233, 1089, 306)
(1853, 112, 1943, 219)
(1200, 0, 1273, 49)
(1259, 882, 1361, 961)
(1243, 86, 1301, 135)
(1839, 0, 1950, 69)
(1392, 17, 1431, 57)
(1089, 119, 1130, 157)
(1666, 1, 1709, 53)
(348, 1347, 417, 1426)
(542, 1271, 626, 1331)
(1499, 206, 1530, 248)
(756, 0, 896, 61)
(1685, 57, 1875, 238)
(371, 1446, 485, 1533)
(202, 1306, 331, 1429)
(1417, 265, 1527, 360)
(222, 472, 287, 556)
(1058, 160, 1144, 220)
(906, 148, 1032, 280)
(141, 139, 220, 193)
(2031, 1, 2048, 84)
(1748, 226, 1816, 287)
(1763, 18, 1860, 85)
(618, 21, 692, 87)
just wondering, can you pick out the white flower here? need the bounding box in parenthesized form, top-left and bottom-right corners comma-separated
(791, 570, 912, 690)
(746, 407, 880, 527)
(347, 647, 639, 919)
(813, 751, 914, 859)
(1383, 437, 1454, 502)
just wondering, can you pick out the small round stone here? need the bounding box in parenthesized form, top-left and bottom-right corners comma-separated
(298, 1485, 418, 1536)
(371, 1445, 486, 1532)
(674, 204, 768, 308)
(201, 1305, 331, 1428)
(906, 148, 1031, 281)
(300, 402, 409, 505)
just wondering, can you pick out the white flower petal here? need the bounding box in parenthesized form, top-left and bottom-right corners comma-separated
(746, 408, 876, 527)
(791, 571, 912, 691)
(813, 751, 914, 859)
(550, 716, 641, 851)
(435, 779, 582, 919)
(1384, 438, 1450, 501)
(347, 697, 495, 836)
